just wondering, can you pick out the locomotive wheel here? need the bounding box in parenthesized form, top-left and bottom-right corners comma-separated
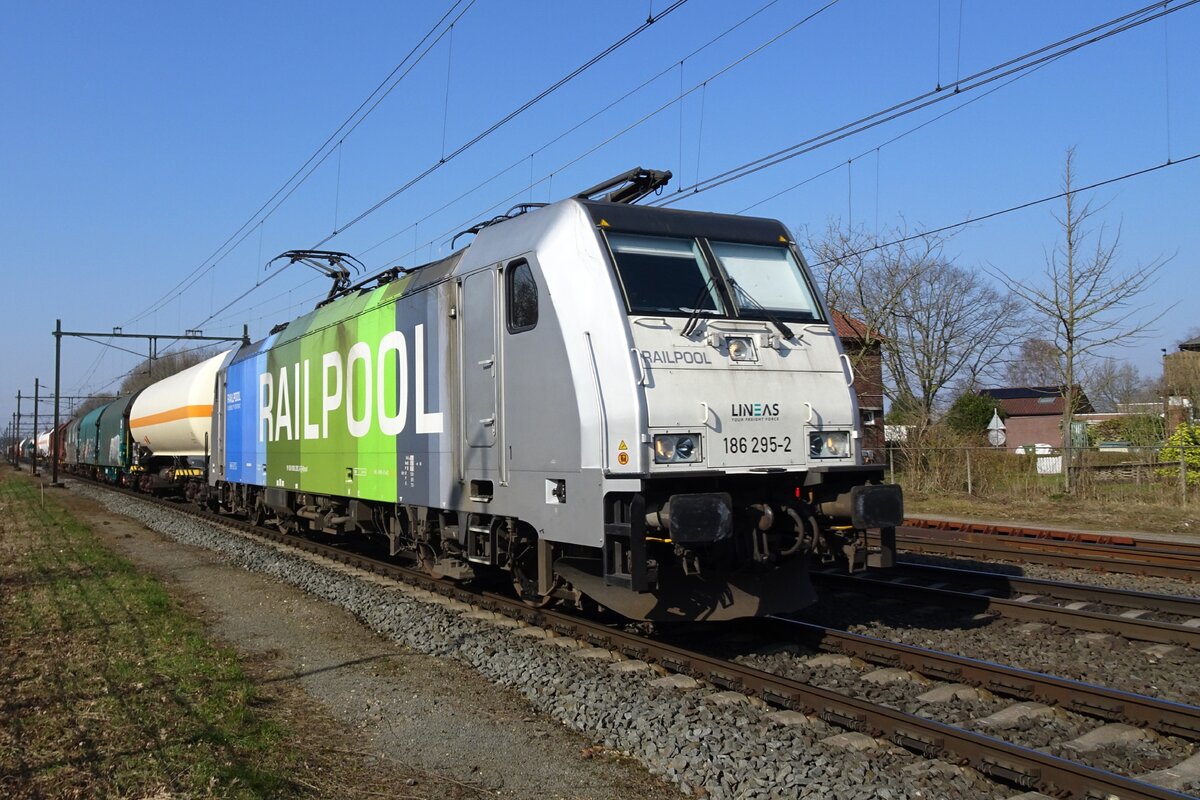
(510, 528, 555, 608)
(417, 543, 440, 578)
(248, 498, 266, 527)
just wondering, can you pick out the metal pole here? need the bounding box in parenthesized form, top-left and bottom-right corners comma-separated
(888, 445, 895, 484)
(966, 448, 973, 495)
(32, 378, 39, 477)
(15, 391, 21, 470)
(52, 319, 62, 485)
(1182, 445, 1189, 505)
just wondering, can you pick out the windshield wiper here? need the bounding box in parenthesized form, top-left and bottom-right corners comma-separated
(681, 277, 718, 337)
(728, 279, 795, 341)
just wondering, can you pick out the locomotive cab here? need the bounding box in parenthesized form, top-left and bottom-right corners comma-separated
(536, 196, 902, 620)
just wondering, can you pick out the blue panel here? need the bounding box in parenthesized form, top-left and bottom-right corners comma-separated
(224, 336, 274, 487)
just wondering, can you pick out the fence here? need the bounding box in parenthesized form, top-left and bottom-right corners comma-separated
(885, 444, 1199, 505)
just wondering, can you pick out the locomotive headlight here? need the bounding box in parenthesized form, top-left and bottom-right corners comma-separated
(654, 436, 675, 462)
(809, 431, 851, 459)
(653, 433, 702, 463)
(726, 336, 757, 362)
(674, 436, 696, 461)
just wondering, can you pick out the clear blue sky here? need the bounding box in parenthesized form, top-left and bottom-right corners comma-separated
(3, 0, 1197, 432)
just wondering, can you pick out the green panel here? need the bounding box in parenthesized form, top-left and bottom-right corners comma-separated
(96, 394, 136, 468)
(261, 277, 414, 503)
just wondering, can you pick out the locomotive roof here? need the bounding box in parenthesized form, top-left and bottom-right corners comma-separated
(236, 250, 465, 358)
(578, 200, 792, 246)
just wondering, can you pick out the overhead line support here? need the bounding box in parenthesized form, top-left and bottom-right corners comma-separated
(50, 321, 251, 487)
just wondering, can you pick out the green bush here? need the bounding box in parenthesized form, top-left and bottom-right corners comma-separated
(1090, 414, 1164, 447)
(1159, 422, 1200, 486)
(945, 393, 1002, 437)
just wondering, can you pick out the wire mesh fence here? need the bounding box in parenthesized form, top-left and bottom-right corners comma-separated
(885, 443, 1199, 504)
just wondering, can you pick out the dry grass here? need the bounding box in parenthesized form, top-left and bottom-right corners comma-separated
(888, 444, 1200, 534)
(0, 473, 304, 797)
(0, 473, 473, 799)
(905, 490, 1200, 534)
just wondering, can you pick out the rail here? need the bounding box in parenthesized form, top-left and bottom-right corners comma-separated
(62, 477, 1198, 800)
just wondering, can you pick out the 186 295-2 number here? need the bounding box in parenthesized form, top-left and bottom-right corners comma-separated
(722, 436, 791, 454)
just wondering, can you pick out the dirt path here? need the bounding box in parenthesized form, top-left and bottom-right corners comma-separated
(50, 481, 678, 800)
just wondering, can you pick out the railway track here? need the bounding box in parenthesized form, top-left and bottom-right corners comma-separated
(887, 561, 1200, 619)
(905, 517, 1200, 555)
(811, 569, 1200, 649)
(876, 526, 1200, 582)
(751, 619, 1200, 741)
(64, 477, 1200, 800)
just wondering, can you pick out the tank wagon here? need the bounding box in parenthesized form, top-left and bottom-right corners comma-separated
(128, 351, 236, 493)
(76, 404, 106, 472)
(64, 169, 901, 621)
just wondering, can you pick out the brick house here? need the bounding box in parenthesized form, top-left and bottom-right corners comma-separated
(1164, 335, 1200, 429)
(977, 386, 1094, 451)
(830, 310, 885, 459)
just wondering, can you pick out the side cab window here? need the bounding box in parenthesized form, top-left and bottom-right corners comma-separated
(506, 260, 538, 333)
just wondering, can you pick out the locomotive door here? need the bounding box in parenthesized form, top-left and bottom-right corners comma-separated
(460, 269, 500, 475)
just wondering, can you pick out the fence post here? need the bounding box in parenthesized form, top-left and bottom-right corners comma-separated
(966, 448, 973, 495)
(888, 446, 894, 485)
(1183, 445, 1190, 505)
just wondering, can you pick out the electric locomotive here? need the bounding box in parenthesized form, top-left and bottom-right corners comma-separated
(69, 169, 903, 621)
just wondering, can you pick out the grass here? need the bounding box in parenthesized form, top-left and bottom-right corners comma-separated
(0, 472, 306, 798)
(904, 490, 1200, 534)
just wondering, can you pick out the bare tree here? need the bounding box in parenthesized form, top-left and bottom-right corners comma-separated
(1006, 339, 1156, 412)
(809, 221, 1026, 424)
(1004, 337, 1062, 387)
(993, 147, 1170, 490)
(1086, 360, 1157, 412)
(805, 221, 918, 373)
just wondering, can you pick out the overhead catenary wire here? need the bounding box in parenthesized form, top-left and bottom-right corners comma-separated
(351, 0, 788, 262)
(172, 0, 695, 345)
(64, 146, 1199, 401)
(736, 51, 1065, 214)
(180, 0, 761, 338)
(307, 0, 693, 250)
(651, 0, 1197, 207)
(382, 0, 843, 263)
(124, 0, 476, 327)
(172, 0, 1188, 352)
(806, 152, 1200, 271)
(141, 6, 474, 327)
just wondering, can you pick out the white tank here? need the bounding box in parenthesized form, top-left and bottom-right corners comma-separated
(36, 431, 51, 457)
(129, 350, 234, 457)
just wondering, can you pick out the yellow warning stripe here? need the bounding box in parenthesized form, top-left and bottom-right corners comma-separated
(130, 404, 213, 428)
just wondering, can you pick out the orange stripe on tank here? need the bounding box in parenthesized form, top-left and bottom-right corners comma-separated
(130, 404, 213, 427)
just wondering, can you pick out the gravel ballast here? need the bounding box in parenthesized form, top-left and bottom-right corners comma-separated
(791, 580, 1200, 706)
(732, 646, 1197, 782)
(73, 484, 1011, 800)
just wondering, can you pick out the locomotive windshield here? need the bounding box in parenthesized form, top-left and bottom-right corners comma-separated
(607, 233, 725, 316)
(605, 231, 821, 321)
(709, 241, 819, 320)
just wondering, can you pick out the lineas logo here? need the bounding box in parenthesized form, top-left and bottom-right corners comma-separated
(730, 402, 780, 421)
